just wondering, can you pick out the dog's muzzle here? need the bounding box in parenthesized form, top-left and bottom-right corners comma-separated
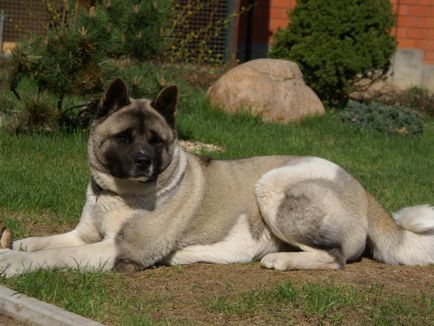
(130, 152, 154, 183)
(134, 152, 152, 170)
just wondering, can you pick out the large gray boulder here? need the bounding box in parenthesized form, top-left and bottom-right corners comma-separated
(207, 59, 325, 123)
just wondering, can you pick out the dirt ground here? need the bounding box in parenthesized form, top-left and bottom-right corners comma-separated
(118, 258, 434, 325)
(1, 244, 433, 325)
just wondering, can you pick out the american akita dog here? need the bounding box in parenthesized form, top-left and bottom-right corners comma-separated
(0, 79, 433, 277)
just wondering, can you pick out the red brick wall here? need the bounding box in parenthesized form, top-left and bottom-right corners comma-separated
(239, 0, 434, 64)
(391, 0, 434, 64)
(268, 0, 295, 34)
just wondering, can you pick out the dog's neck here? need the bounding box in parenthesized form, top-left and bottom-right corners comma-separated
(91, 145, 187, 198)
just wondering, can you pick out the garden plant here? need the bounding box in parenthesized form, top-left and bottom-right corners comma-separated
(269, 0, 396, 108)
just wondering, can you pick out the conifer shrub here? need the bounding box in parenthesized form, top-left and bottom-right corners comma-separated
(4, 0, 171, 132)
(2, 0, 246, 132)
(4, 92, 59, 133)
(341, 101, 423, 135)
(121, 1, 172, 61)
(269, 0, 396, 108)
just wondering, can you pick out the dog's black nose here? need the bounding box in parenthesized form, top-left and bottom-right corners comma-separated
(134, 153, 151, 168)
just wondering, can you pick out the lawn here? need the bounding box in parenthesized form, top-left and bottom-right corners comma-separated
(0, 90, 433, 325)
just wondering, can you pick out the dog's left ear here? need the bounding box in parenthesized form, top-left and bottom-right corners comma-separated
(151, 85, 178, 128)
(96, 78, 130, 118)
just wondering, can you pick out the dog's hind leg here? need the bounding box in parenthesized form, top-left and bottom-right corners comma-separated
(258, 183, 347, 270)
(256, 158, 368, 271)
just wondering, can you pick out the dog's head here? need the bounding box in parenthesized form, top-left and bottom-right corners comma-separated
(88, 79, 178, 190)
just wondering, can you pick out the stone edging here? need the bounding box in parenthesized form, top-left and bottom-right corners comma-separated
(0, 284, 104, 326)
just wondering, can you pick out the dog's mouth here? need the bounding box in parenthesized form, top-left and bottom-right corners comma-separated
(128, 166, 155, 184)
(129, 176, 150, 183)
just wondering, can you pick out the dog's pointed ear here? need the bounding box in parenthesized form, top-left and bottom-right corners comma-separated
(96, 78, 130, 118)
(151, 85, 178, 128)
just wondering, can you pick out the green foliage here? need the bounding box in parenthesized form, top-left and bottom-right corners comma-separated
(269, 0, 397, 108)
(91, 0, 172, 60)
(10, 2, 113, 102)
(121, 1, 172, 60)
(342, 101, 424, 135)
(14, 92, 60, 132)
(110, 61, 163, 99)
(4, 0, 172, 132)
(1, 0, 251, 132)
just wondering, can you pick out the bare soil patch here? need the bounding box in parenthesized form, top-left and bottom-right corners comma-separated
(119, 259, 434, 325)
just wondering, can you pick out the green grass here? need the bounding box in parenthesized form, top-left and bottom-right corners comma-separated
(2, 102, 433, 224)
(0, 131, 88, 233)
(208, 281, 434, 325)
(0, 270, 156, 325)
(0, 88, 434, 324)
(1, 268, 432, 325)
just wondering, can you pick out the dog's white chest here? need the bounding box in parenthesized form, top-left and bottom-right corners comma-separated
(90, 194, 138, 238)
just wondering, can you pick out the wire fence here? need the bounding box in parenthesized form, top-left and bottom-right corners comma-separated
(0, 0, 55, 43)
(0, 0, 239, 62)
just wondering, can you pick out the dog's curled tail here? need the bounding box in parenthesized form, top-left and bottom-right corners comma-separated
(367, 194, 434, 265)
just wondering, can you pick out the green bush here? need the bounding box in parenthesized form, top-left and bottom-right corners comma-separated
(269, 0, 396, 108)
(3, 0, 172, 132)
(341, 101, 423, 135)
(121, 1, 172, 60)
(12, 0, 172, 96)
(4, 92, 59, 133)
(9, 1, 124, 103)
(2, 0, 246, 132)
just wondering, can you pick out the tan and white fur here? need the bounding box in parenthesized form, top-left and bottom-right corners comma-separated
(0, 79, 433, 277)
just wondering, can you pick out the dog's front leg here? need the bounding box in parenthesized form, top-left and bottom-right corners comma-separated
(0, 239, 116, 277)
(12, 230, 89, 252)
(12, 197, 102, 252)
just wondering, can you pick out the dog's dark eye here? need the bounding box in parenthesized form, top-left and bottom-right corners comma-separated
(149, 132, 164, 146)
(114, 130, 133, 144)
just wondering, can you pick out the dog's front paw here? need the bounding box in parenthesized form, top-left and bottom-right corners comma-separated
(0, 220, 13, 249)
(0, 249, 32, 277)
(114, 259, 143, 272)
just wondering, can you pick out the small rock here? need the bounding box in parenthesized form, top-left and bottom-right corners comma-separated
(179, 140, 223, 154)
(0, 220, 13, 249)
